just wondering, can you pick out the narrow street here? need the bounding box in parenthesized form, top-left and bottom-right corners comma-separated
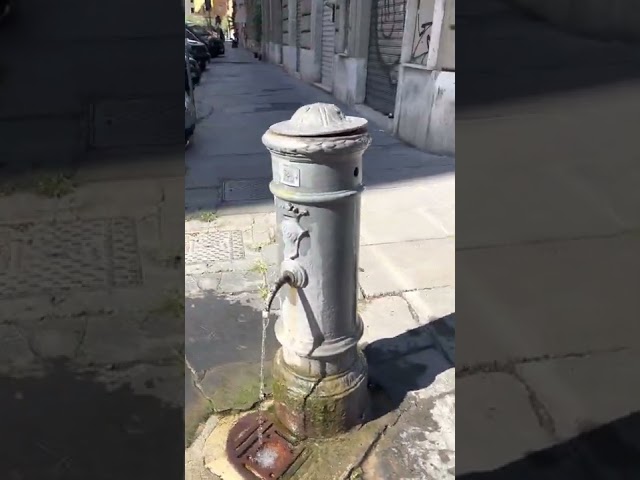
(185, 47, 455, 479)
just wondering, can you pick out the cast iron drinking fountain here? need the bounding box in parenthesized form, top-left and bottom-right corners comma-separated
(225, 103, 372, 479)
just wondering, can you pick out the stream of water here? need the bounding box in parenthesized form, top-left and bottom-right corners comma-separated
(257, 309, 269, 445)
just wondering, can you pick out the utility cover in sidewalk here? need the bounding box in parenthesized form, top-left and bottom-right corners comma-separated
(223, 179, 272, 203)
(226, 412, 306, 479)
(0, 218, 141, 299)
(185, 230, 245, 264)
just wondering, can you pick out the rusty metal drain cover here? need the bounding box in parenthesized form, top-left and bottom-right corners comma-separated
(226, 412, 305, 479)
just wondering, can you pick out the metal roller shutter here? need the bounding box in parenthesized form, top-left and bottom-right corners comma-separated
(365, 0, 406, 115)
(321, 4, 335, 88)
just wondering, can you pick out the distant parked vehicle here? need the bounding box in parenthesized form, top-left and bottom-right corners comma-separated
(185, 53, 196, 145)
(185, 33, 210, 71)
(186, 23, 224, 57)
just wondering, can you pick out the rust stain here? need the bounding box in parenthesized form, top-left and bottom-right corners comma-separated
(226, 412, 304, 479)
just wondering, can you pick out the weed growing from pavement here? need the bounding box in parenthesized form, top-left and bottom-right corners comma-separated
(0, 172, 75, 197)
(35, 173, 75, 197)
(349, 467, 364, 479)
(184, 210, 218, 222)
(199, 211, 217, 222)
(250, 259, 269, 276)
(259, 284, 270, 301)
(251, 260, 271, 300)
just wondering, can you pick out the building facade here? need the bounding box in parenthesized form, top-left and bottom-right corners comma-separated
(261, 0, 454, 155)
(187, 0, 229, 26)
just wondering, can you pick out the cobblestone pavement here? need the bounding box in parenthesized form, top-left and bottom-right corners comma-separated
(0, 157, 184, 478)
(185, 46, 455, 479)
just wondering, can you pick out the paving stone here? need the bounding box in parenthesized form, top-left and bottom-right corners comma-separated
(404, 286, 455, 325)
(251, 224, 275, 247)
(68, 180, 162, 218)
(362, 391, 455, 480)
(213, 213, 255, 231)
(0, 192, 58, 223)
(260, 243, 279, 265)
(456, 235, 640, 366)
(28, 316, 86, 360)
(78, 315, 174, 365)
(196, 273, 222, 291)
(185, 367, 213, 446)
(217, 270, 263, 294)
(185, 275, 201, 296)
(359, 296, 425, 352)
(0, 324, 38, 373)
(361, 185, 450, 245)
(516, 348, 640, 443)
(185, 218, 222, 233)
(456, 372, 555, 475)
(359, 238, 455, 297)
(136, 213, 161, 250)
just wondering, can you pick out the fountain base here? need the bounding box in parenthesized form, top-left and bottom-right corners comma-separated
(272, 348, 369, 438)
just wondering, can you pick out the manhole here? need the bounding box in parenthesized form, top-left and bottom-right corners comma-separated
(0, 218, 141, 299)
(226, 412, 305, 480)
(185, 230, 245, 264)
(223, 179, 272, 203)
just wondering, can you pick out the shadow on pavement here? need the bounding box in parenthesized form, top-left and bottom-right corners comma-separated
(0, 361, 183, 479)
(458, 411, 640, 479)
(364, 314, 455, 422)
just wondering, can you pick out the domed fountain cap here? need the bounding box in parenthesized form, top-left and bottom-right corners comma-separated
(269, 103, 368, 137)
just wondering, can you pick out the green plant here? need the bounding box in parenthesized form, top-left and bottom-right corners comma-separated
(200, 211, 217, 222)
(259, 284, 270, 301)
(250, 259, 269, 276)
(35, 173, 75, 198)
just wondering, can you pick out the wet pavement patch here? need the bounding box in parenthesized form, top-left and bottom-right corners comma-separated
(185, 291, 279, 376)
(0, 362, 182, 479)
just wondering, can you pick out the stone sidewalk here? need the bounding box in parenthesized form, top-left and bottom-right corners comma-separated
(185, 47, 455, 479)
(0, 157, 185, 478)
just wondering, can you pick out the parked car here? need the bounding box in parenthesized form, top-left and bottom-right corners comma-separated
(185, 33, 210, 71)
(185, 57, 196, 145)
(185, 91, 196, 145)
(186, 23, 224, 57)
(187, 54, 201, 86)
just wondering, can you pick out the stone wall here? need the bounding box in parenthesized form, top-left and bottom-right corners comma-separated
(393, 0, 454, 155)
